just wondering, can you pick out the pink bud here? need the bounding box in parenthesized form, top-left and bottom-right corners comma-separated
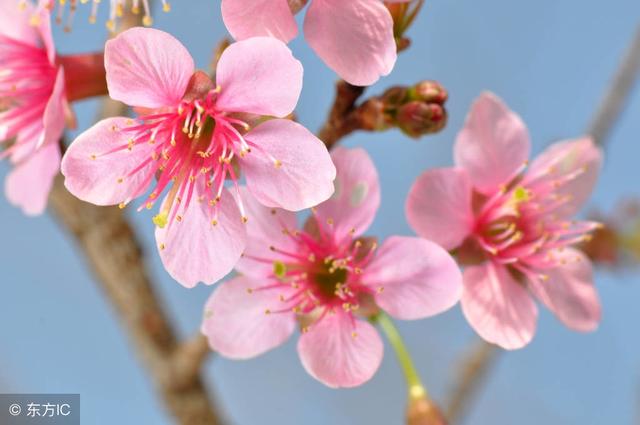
(396, 101, 447, 138)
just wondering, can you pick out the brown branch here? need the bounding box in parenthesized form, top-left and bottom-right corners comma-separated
(318, 81, 366, 149)
(588, 25, 640, 145)
(48, 7, 222, 425)
(444, 341, 500, 424)
(49, 178, 221, 424)
(445, 24, 640, 425)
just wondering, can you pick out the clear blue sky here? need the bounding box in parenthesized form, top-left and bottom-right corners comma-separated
(1, 1, 639, 424)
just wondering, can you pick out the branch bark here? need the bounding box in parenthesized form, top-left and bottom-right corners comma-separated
(48, 7, 222, 425)
(588, 25, 640, 146)
(49, 178, 221, 424)
(318, 81, 366, 148)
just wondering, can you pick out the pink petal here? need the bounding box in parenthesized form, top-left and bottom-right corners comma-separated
(363, 236, 462, 320)
(461, 262, 538, 350)
(298, 313, 383, 388)
(234, 186, 299, 278)
(221, 0, 298, 42)
(0, 0, 39, 46)
(406, 167, 474, 251)
(242, 119, 336, 211)
(315, 147, 380, 241)
(526, 137, 602, 217)
(216, 37, 303, 117)
(36, 6, 55, 64)
(304, 0, 396, 86)
(155, 188, 247, 288)
(5, 142, 60, 216)
(528, 249, 600, 332)
(201, 275, 296, 359)
(61, 117, 157, 206)
(454, 92, 531, 194)
(40, 68, 66, 149)
(105, 28, 194, 109)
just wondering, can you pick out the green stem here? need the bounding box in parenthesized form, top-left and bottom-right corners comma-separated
(374, 312, 428, 400)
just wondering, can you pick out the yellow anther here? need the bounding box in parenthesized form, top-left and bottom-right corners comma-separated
(152, 212, 168, 229)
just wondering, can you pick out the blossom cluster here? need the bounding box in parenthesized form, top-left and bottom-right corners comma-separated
(1, 0, 604, 389)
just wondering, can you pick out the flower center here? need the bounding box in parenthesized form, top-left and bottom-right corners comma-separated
(312, 260, 349, 301)
(0, 32, 57, 159)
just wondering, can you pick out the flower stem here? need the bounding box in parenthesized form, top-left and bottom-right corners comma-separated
(374, 312, 427, 400)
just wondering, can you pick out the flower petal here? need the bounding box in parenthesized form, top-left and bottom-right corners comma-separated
(298, 313, 383, 388)
(61, 117, 157, 206)
(526, 137, 602, 216)
(454, 92, 531, 194)
(315, 147, 380, 241)
(155, 188, 246, 288)
(304, 0, 396, 86)
(234, 186, 299, 278)
(216, 37, 303, 117)
(5, 142, 59, 216)
(201, 275, 296, 359)
(406, 167, 474, 251)
(221, 0, 298, 43)
(40, 68, 66, 149)
(0, 0, 39, 46)
(461, 262, 538, 350)
(105, 27, 194, 109)
(242, 119, 336, 211)
(528, 249, 600, 332)
(363, 236, 462, 320)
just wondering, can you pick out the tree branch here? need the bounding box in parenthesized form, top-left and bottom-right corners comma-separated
(588, 25, 640, 145)
(48, 7, 222, 425)
(444, 341, 499, 424)
(318, 81, 366, 149)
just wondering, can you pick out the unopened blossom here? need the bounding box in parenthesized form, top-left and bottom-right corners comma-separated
(221, 0, 413, 86)
(62, 28, 335, 288)
(202, 147, 462, 387)
(0, 1, 66, 215)
(406, 92, 603, 349)
(23, 0, 170, 32)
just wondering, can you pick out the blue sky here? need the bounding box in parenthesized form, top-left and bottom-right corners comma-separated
(1, 1, 639, 424)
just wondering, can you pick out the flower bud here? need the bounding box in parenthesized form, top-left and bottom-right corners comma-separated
(396, 101, 447, 138)
(410, 81, 448, 105)
(381, 86, 410, 113)
(357, 98, 392, 132)
(406, 395, 448, 425)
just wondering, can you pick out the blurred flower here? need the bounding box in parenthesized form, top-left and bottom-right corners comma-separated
(406, 92, 603, 349)
(62, 28, 335, 288)
(23, 0, 171, 32)
(221, 0, 414, 86)
(201, 147, 462, 387)
(0, 1, 105, 215)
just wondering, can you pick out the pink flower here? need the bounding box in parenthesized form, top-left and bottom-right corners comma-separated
(62, 28, 336, 288)
(406, 92, 603, 349)
(0, 1, 66, 215)
(221, 0, 412, 86)
(201, 147, 462, 387)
